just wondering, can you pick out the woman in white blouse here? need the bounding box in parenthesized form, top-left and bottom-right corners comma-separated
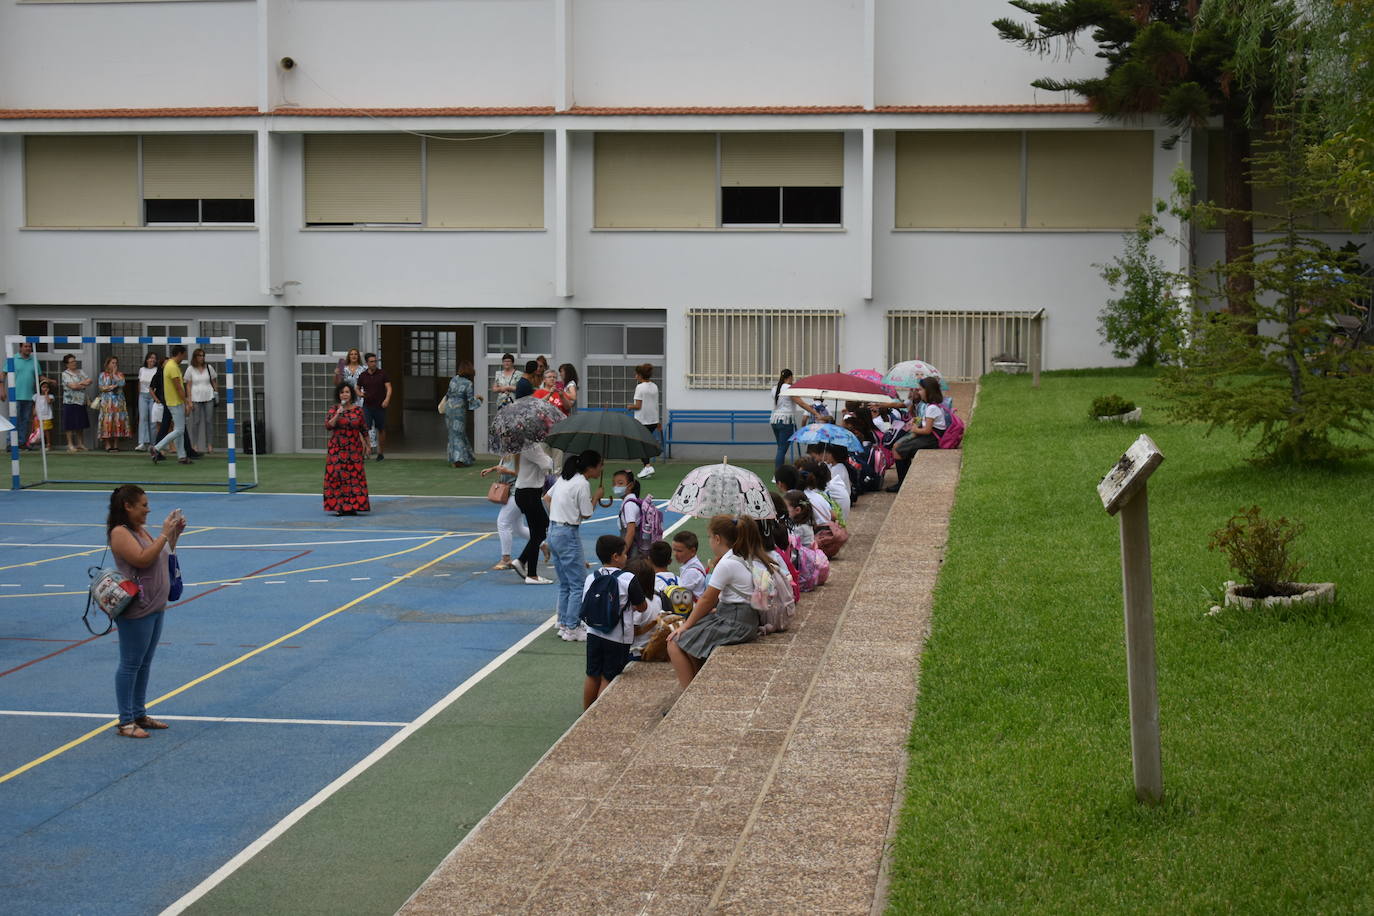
(184, 348, 218, 455)
(135, 351, 160, 451)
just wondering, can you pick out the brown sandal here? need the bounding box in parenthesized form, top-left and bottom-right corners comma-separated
(134, 716, 169, 730)
(116, 722, 149, 739)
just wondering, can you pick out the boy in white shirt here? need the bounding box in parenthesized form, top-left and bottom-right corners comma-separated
(671, 531, 708, 600)
(581, 535, 648, 709)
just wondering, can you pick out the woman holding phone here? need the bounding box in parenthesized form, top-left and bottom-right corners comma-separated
(107, 485, 186, 738)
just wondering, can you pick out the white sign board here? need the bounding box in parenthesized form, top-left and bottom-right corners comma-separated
(1098, 434, 1164, 516)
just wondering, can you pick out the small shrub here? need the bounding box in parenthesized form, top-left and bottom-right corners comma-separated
(1090, 394, 1137, 419)
(1207, 506, 1307, 599)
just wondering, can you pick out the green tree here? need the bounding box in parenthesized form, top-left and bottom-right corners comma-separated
(994, 1, 1277, 316)
(1096, 216, 1185, 366)
(1157, 118, 1374, 464)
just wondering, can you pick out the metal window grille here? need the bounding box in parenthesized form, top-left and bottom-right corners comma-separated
(298, 358, 338, 451)
(688, 308, 842, 389)
(885, 309, 1044, 381)
(584, 363, 666, 409)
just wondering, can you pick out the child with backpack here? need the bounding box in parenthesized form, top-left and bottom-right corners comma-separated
(888, 377, 953, 492)
(580, 535, 649, 709)
(783, 489, 829, 591)
(666, 516, 775, 687)
(613, 470, 663, 560)
(671, 530, 709, 601)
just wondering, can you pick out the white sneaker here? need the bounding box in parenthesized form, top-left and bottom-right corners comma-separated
(568, 625, 588, 641)
(637, 465, 655, 479)
(525, 575, 554, 585)
(511, 558, 527, 579)
(556, 625, 575, 641)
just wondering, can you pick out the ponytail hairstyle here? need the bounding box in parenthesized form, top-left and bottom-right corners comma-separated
(764, 518, 790, 551)
(783, 489, 815, 526)
(561, 448, 604, 480)
(796, 457, 830, 490)
(732, 515, 778, 574)
(613, 469, 641, 497)
(773, 369, 794, 404)
(774, 464, 800, 492)
(625, 557, 657, 599)
(107, 484, 146, 537)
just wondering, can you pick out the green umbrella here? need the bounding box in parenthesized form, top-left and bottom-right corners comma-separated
(545, 411, 662, 506)
(545, 410, 662, 462)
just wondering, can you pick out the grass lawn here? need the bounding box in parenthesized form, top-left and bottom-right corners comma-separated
(887, 369, 1374, 914)
(6, 447, 775, 547)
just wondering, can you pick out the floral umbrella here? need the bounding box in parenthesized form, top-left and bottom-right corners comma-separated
(489, 396, 565, 455)
(789, 422, 863, 452)
(845, 368, 900, 399)
(882, 360, 942, 390)
(667, 459, 776, 520)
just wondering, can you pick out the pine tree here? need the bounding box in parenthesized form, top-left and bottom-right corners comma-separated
(994, 1, 1278, 317)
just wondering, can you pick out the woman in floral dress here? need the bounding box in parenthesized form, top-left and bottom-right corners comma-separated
(97, 355, 131, 451)
(445, 360, 483, 467)
(323, 382, 370, 516)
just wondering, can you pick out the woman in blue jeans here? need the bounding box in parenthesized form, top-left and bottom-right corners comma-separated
(769, 369, 823, 473)
(545, 449, 604, 641)
(107, 484, 186, 738)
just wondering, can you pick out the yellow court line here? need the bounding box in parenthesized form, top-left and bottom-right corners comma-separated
(0, 547, 104, 572)
(0, 532, 466, 598)
(0, 533, 492, 785)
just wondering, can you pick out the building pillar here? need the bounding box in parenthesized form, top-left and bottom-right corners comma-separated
(267, 304, 296, 453)
(0, 302, 16, 348)
(555, 306, 583, 373)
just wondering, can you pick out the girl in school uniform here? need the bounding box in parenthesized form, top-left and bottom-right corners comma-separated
(667, 515, 776, 687)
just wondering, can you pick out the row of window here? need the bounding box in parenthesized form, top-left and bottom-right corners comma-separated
(21, 129, 1173, 231)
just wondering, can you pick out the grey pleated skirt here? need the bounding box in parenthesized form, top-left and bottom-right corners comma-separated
(675, 600, 759, 660)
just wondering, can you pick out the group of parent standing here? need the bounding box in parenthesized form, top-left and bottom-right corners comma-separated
(2, 342, 218, 458)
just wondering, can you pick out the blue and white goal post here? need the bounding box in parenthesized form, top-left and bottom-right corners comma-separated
(5, 335, 259, 493)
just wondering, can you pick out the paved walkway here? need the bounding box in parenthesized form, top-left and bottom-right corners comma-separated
(401, 416, 965, 914)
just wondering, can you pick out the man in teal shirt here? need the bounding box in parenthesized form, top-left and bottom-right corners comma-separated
(9, 341, 40, 449)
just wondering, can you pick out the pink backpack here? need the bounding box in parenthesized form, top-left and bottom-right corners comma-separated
(788, 531, 829, 590)
(937, 406, 965, 449)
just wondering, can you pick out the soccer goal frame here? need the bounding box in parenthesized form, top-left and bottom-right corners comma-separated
(6, 335, 259, 493)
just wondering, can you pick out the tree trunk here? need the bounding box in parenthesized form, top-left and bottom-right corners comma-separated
(1222, 110, 1257, 325)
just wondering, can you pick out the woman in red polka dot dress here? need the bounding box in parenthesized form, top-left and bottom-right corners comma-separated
(323, 382, 371, 517)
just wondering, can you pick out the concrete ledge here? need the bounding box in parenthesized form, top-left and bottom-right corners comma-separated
(401, 404, 967, 914)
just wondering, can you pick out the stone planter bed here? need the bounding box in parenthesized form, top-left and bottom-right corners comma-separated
(1222, 580, 1336, 610)
(1096, 407, 1142, 424)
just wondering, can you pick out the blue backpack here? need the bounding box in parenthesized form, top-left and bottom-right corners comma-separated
(580, 568, 623, 634)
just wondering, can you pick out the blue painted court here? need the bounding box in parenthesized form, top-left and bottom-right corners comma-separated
(0, 489, 680, 915)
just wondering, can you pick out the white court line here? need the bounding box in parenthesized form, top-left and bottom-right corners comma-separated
(0, 534, 482, 550)
(0, 710, 407, 728)
(307, 579, 328, 583)
(263, 581, 286, 585)
(160, 613, 558, 916)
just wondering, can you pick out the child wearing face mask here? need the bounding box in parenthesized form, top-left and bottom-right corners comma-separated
(614, 469, 644, 558)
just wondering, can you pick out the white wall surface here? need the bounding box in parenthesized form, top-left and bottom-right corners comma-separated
(273, 135, 558, 307)
(876, 0, 1106, 106)
(572, 0, 866, 106)
(274, 0, 553, 109)
(0, 1, 256, 109)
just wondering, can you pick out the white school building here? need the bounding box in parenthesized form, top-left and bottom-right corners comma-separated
(0, 0, 1339, 456)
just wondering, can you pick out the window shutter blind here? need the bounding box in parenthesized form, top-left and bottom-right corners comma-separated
(1026, 131, 1153, 229)
(25, 135, 138, 227)
(720, 133, 843, 187)
(426, 133, 544, 228)
(594, 133, 716, 228)
(304, 134, 421, 224)
(895, 131, 1021, 228)
(142, 134, 254, 200)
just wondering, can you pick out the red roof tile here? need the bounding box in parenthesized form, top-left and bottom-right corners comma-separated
(0, 107, 259, 120)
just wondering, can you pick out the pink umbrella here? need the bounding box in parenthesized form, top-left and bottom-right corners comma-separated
(845, 369, 899, 399)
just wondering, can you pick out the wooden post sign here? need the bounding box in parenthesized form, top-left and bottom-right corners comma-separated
(1097, 434, 1165, 805)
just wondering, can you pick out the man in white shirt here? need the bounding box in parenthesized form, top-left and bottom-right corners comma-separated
(628, 363, 659, 479)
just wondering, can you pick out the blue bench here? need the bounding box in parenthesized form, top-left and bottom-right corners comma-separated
(665, 409, 775, 459)
(578, 407, 779, 459)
